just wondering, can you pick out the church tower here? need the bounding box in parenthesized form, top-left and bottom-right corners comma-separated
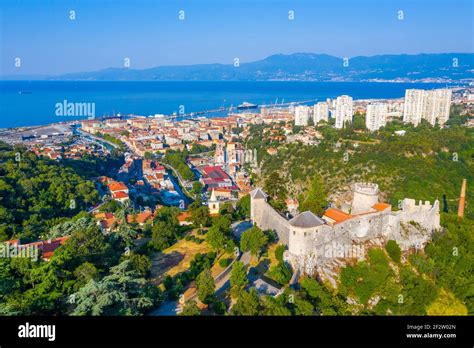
(208, 189, 220, 215)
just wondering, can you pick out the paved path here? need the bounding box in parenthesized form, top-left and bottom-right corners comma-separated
(149, 251, 251, 316)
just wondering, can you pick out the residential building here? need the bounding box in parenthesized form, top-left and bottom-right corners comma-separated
(334, 95, 353, 129)
(403, 88, 452, 126)
(313, 102, 329, 124)
(366, 103, 388, 131)
(294, 105, 311, 126)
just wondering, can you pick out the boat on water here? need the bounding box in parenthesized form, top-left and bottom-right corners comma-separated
(18, 91, 32, 94)
(237, 101, 258, 110)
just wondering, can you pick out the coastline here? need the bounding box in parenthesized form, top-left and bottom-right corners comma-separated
(0, 80, 466, 130)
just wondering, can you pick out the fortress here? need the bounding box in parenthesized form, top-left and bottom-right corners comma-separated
(250, 183, 440, 277)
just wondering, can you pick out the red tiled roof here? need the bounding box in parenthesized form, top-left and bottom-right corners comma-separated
(177, 211, 192, 222)
(18, 236, 70, 260)
(127, 211, 154, 224)
(372, 202, 391, 212)
(94, 212, 114, 220)
(201, 166, 230, 181)
(108, 181, 128, 192)
(112, 191, 129, 199)
(323, 208, 352, 224)
(100, 217, 116, 230)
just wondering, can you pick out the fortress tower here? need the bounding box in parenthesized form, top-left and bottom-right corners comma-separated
(288, 211, 325, 257)
(351, 183, 380, 215)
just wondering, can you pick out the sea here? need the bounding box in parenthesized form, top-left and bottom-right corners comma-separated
(0, 80, 456, 129)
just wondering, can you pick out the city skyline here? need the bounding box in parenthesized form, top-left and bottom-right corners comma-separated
(1, 0, 473, 76)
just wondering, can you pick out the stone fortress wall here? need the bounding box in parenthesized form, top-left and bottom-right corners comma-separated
(250, 183, 440, 274)
(250, 189, 290, 245)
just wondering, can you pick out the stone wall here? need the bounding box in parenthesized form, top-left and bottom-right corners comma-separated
(251, 196, 290, 245)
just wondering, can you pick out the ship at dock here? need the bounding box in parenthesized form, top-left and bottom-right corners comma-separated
(237, 101, 258, 110)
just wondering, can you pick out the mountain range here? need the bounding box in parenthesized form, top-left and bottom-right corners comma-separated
(6, 53, 474, 82)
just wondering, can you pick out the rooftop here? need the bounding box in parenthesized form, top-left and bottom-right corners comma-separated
(289, 211, 325, 228)
(323, 208, 352, 224)
(250, 188, 267, 200)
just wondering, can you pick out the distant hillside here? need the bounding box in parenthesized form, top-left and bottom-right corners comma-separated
(6, 53, 474, 82)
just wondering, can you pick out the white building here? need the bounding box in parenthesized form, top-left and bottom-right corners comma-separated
(422, 89, 452, 126)
(313, 102, 329, 124)
(403, 88, 452, 126)
(334, 95, 353, 129)
(366, 103, 388, 131)
(403, 89, 425, 126)
(294, 105, 311, 126)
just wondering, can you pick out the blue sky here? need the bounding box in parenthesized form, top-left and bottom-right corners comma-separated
(1, 0, 473, 75)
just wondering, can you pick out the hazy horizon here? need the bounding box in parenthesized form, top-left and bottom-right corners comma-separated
(1, 0, 473, 76)
(2, 51, 473, 79)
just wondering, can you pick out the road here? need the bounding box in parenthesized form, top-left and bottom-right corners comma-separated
(76, 128, 119, 150)
(149, 251, 251, 316)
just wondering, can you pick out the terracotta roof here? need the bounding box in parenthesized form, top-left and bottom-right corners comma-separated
(17, 236, 70, 260)
(94, 212, 114, 220)
(127, 211, 154, 224)
(177, 211, 192, 222)
(372, 202, 391, 212)
(108, 181, 128, 192)
(100, 217, 117, 230)
(323, 208, 352, 223)
(41, 237, 69, 259)
(112, 191, 129, 199)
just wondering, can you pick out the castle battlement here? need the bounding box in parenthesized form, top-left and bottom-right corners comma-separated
(353, 182, 379, 195)
(402, 198, 437, 212)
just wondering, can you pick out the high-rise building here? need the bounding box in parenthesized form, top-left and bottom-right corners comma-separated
(403, 89, 425, 126)
(422, 89, 452, 125)
(334, 95, 353, 129)
(366, 103, 388, 131)
(313, 102, 329, 124)
(403, 88, 451, 126)
(294, 105, 310, 126)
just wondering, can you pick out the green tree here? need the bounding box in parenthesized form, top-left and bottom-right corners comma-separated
(206, 226, 227, 251)
(236, 194, 251, 219)
(150, 220, 176, 251)
(231, 289, 260, 316)
(71, 260, 160, 316)
(190, 205, 211, 227)
(385, 240, 401, 264)
(264, 172, 287, 202)
(267, 262, 292, 285)
(73, 262, 98, 290)
(294, 297, 314, 316)
(240, 226, 268, 258)
(206, 215, 232, 251)
(192, 181, 203, 194)
(298, 174, 328, 216)
(196, 268, 215, 304)
(230, 261, 248, 296)
(179, 300, 201, 316)
(262, 295, 291, 316)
